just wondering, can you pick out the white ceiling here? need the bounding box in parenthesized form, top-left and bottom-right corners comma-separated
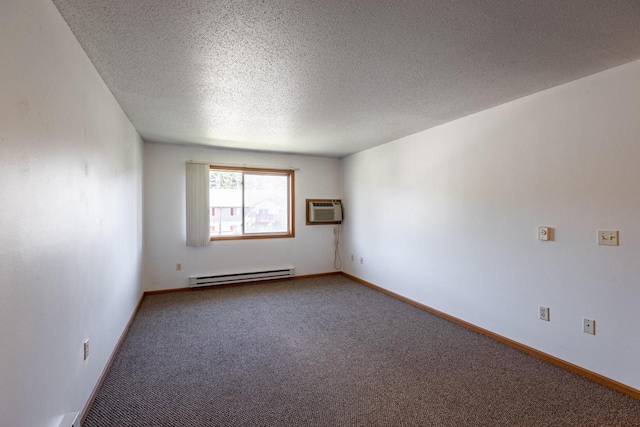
(52, 0, 640, 157)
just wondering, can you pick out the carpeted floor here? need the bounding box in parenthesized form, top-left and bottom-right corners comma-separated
(84, 275, 640, 426)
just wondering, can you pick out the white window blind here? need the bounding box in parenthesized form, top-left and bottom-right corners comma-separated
(185, 162, 210, 247)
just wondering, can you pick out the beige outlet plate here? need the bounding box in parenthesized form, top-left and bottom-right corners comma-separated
(583, 318, 596, 335)
(539, 306, 550, 321)
(598, 230, 618, 246)
(538, 226, 551, 241)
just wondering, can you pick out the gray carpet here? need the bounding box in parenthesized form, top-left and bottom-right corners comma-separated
(84, 275, 640, 426)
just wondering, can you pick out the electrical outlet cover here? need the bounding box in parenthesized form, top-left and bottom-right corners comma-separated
(598, 230, 618, 246)
(583, 318, 596, 335)
(539, 306, 550, 321)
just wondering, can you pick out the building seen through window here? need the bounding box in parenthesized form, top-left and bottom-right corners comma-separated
(209, 167, 294, 239)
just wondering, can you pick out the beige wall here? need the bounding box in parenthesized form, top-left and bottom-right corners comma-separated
(342, 59, 640, 390)
(0, 1, 143, 426)
(143, 142, 342, 291)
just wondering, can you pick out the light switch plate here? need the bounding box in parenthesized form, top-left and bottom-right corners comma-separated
(597, 230, 618, 246)
(538, 226, 551, 241)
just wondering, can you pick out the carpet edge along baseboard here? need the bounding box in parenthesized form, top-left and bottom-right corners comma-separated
(340, 272, 640, 402)
(143, 271, 342, 295)
(80, 292, 146, 424)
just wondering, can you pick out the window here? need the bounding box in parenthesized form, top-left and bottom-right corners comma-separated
(209, 166, 294, 240)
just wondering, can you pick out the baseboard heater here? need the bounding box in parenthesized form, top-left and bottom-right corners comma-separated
(189, 268, 295, 288)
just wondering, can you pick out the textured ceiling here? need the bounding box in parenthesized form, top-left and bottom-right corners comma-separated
(52, 0, 640, 157)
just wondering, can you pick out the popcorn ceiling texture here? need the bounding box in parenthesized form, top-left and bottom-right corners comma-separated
(52, 0, 640, 156)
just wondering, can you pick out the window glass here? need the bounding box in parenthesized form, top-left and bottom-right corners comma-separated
(244, 173, 288, 234)
(209, 167, 293, 239)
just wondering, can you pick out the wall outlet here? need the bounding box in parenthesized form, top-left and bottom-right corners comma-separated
(350, 254, 354, 262)
(597, 230, 618, 246)
(583, 318, 596, 335)
(360, 257, 364, 264)
(83, 339, 90, 360)
(176, 263, 182, 271)
(539, 306, 550, 321)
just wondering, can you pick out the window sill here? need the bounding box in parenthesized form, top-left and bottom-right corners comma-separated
(210, 233, 295, 241)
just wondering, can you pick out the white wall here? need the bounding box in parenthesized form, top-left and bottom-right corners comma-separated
(144, 142, 341, 291)
(341, 59, 640, 390)
(0, 1, 143, 426)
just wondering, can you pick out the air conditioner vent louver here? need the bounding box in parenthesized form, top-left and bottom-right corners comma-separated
(308, 200, 342, 223)
(313, 209, 336, 221)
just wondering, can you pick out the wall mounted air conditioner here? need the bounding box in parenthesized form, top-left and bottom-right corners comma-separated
(307, 199, 342, 224)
